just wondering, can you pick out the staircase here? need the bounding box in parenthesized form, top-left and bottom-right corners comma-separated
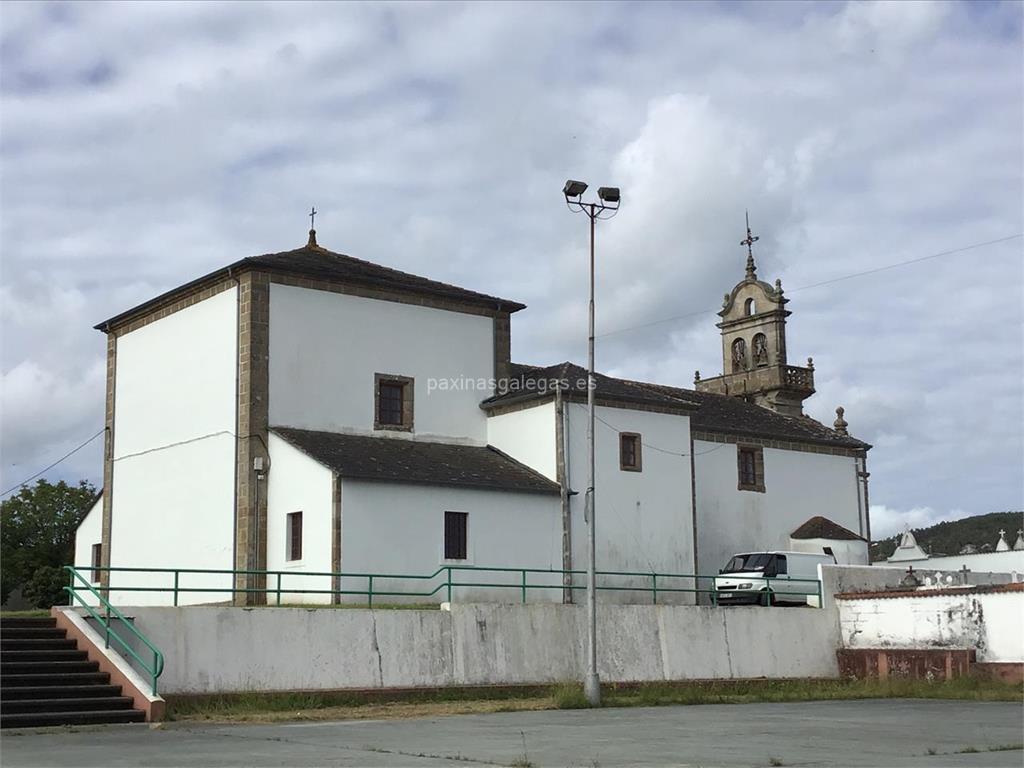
(1, 616, 145, 728)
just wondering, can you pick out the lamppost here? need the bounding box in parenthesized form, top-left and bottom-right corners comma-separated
(562, 179, 620, 707)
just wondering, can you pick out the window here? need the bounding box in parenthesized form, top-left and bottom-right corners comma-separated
(444, 511, 468, 560)
(737, 445, 765, 492)
(374, 373, 414, 431)
(619, 432, 642, 471)
(745, 298, 756, 316)
(287, 511, 303, 561)
(91, 543, 102, 583)
(731, 338, 747, 373)
(752, 333, 769, 367)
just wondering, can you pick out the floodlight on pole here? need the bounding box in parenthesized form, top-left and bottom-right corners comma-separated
(561, 178, 620, 708)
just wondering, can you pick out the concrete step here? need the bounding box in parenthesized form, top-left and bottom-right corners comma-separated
(1, 650, 88, 663)
(2, 672, 111, 687)
(1, 660, 99, 675)
(1, 638, 77, 651)
(0, 708, 145, 729)
(1, 684, 123, 700)
(0, 618, 57, 629)
(1, 696, 135, 714)
(0, 628, 67, 640)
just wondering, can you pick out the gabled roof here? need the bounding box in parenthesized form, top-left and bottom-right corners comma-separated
(791, 516, 865, 541)
(481, 361, 869, 450)
(96, 235, 525, 330)
(271, 427, 559, 495)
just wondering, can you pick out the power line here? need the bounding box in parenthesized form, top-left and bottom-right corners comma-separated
(1, 429, 104, 499)
(595, 233, 1023, 340)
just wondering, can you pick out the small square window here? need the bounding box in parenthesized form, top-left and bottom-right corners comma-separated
(444, 511, 468, 560)
(619, 433, 642, 472)
(287, 511, 303, 561)
(737, 446, 765, 492)
(91, 543, 102, 583)
(375, 374, 414, 431)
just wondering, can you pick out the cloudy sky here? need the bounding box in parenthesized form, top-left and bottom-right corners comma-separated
(1, 1, 1021, 537)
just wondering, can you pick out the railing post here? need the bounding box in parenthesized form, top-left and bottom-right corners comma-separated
(173, 570, 179, 607)
(817, 579, 823, 609)
(521, 570, 527, 604)
(368, 575, 374, 608)
(766, 577, 772, 608)
(276, 572, 282, 606)
(652, 573, 658, 605)
(446, 567, 452, 603)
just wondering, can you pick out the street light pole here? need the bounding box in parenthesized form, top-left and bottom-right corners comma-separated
(563, 180, 620, 707)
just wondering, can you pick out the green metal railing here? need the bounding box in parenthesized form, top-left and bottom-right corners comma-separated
(74, 564, 823, 609)
(63, 566, 165, 695)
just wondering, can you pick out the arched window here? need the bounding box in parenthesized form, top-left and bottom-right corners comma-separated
(744, 298, 756, 316)
(752, 333, 769, 367)
(731, 338, 747, 372)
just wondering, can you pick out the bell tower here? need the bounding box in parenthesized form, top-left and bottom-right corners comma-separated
(695, 214, 815, 416)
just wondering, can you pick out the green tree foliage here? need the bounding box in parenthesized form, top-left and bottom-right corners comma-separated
(1, 479, 97, 606)
(871, 511, 1024, 562)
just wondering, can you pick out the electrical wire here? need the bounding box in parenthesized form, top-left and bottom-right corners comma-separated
(595, 233, 1023, 340)
(1, 429, 105, 498)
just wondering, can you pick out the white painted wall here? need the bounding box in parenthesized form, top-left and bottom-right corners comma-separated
(73, 496, 103, 582)
(790, 537, 868, 565)
(266, 432, 335, 604)
(108, 288, 238, 605)
(338, 480, 563, 603)
(268, 284, 495, 442)
(116, 602, 840, 693)
(838, 588, 1024, 662)
(695, 441, 862, 581)
(565, 404, 695, 603)
(486, 400, 557, 481)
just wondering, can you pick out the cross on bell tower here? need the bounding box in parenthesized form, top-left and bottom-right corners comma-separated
(741, 210, 759, 280)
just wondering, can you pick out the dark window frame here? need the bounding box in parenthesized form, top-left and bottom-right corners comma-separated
(619, 432, 642, 472)
(374, 373, 414, 432)
(287, 511, 303, 562)
(737, 445, 765, 493)
(444, 511, 468, 561)
(91, 543, 102, 583)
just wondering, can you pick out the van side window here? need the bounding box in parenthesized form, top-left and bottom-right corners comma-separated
(773, 555, 787, 575)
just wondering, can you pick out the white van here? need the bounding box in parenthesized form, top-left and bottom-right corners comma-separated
(713, 550, 835, 606)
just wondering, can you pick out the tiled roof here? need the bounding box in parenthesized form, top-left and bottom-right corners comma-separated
(97, 237, 524, 329)
(481, 361, 869, 450)
(271, 427, 559, 495)
(790, 516, 865, 541)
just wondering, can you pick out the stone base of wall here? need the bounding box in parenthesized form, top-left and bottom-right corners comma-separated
(836, 648, 976, 681)
(970, 662, 1024, 686)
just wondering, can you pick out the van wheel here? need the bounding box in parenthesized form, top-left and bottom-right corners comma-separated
(760, 590, 775, 607)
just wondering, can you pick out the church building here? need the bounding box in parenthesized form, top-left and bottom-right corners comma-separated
(74, 222, 872, 605)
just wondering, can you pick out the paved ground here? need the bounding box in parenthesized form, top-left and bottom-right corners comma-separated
(2, 699, 1021, 767)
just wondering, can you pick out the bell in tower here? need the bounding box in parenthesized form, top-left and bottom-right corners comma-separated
(695, 213, 815, 416)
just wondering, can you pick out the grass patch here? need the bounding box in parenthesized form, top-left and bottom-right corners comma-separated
(166, 677, 1022, 723)
(271, 603, 441, 611)
(551, 682, 590, 709)
(0, 609, 52, 618)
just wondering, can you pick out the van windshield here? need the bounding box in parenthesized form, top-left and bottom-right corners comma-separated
(722, 553, 774, 573)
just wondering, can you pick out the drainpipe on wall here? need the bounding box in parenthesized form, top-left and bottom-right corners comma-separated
(555, 387, 574, 603)
(859, 452, 872, 559)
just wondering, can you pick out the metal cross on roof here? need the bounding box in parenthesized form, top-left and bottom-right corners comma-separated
(309, 206, 317, 229)
(741, 210, 759, 279)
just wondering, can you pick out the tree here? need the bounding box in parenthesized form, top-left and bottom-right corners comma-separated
(1, 479, 97, 606)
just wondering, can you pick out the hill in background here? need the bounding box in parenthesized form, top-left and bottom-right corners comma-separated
(870, 511, 1023, 562)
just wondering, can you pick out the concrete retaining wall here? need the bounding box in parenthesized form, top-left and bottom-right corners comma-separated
(107, 603, 840, 694)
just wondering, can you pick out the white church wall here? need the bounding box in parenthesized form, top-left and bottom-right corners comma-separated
(108, 288, 238, 606)
(337, 480, 563, 603)
(694, 441, 862, 581)
(882, 550, 1024, 575)
(72, 495, 103, 604)
(485, 400, 557, 481)
(565, 404, 695, 602)
(268, 284, 495, 443)
(265, 432, 335, 604)
(789, 537, 868, 565)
